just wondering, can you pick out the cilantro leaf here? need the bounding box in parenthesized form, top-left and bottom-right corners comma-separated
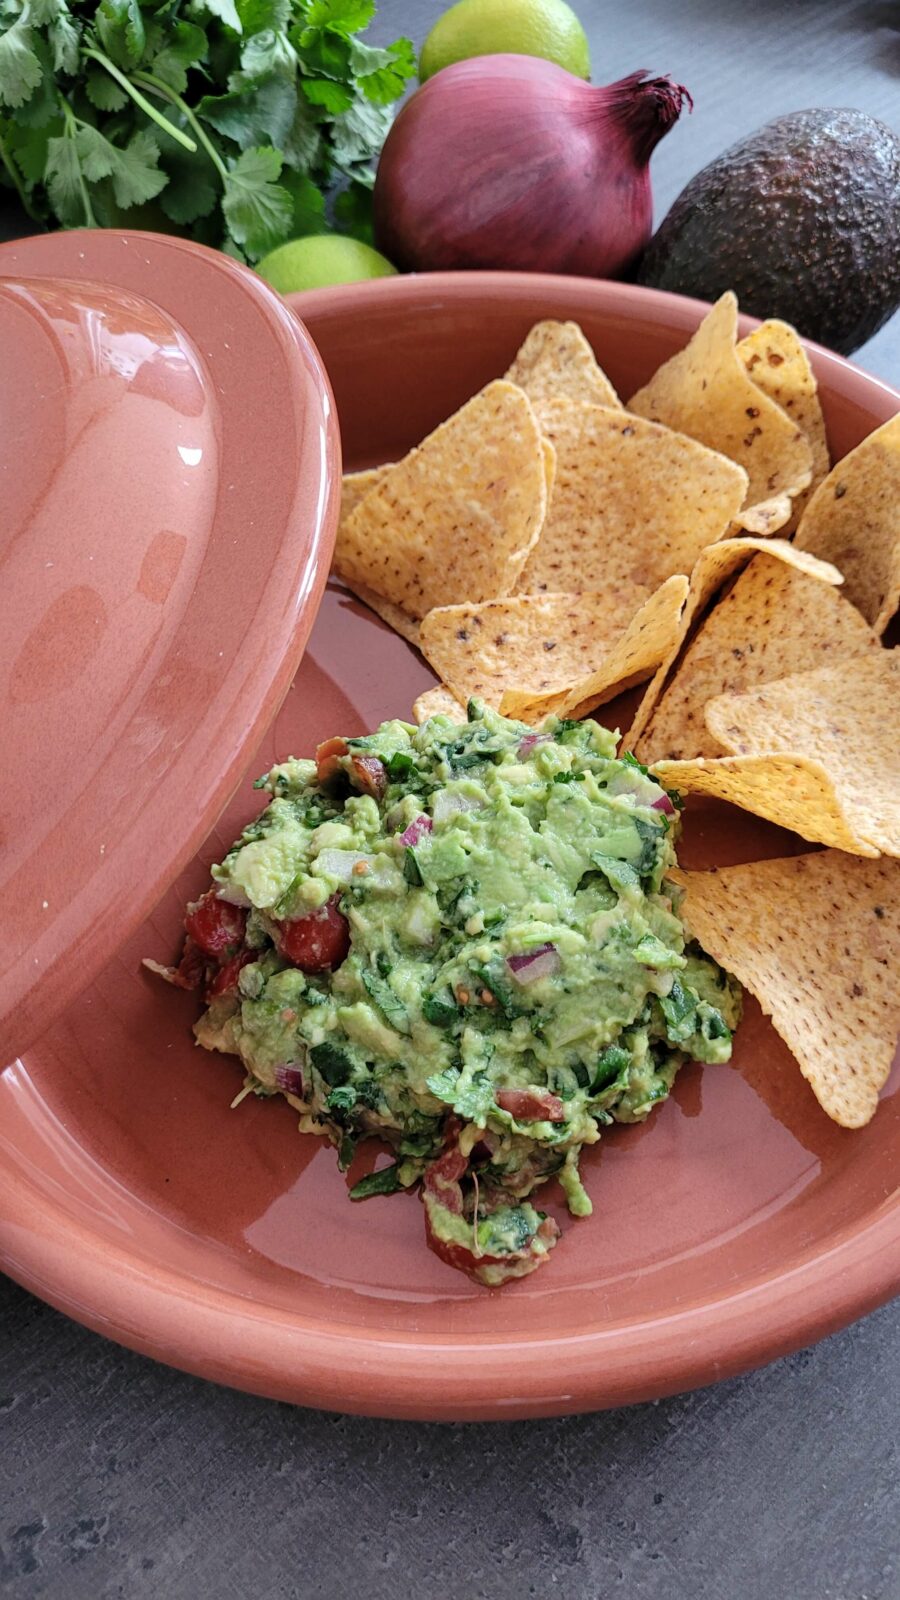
(4, 116, 59, 183)
(350, 36, 414, 106)
(280, 166, 326, 233)
(303, 0, 375, 33)
(198, 70, 296, 147)
(73, 121, 117, 180)
(0, 18, 43, 109)
(236, 0, 291, 33)
(159, 144, 218, 222)
(84, 64, 128, 111)
(43, 129, 86, 222)
(50, 10, 79, 75)
(349, 1162, 401, 1200)
(332, 177, 374, 245)
(301, 76, 353, 114)
(151, 20, 208, 94)
(239, 29, 297, 78)
(222, 143, 292, 256)
(328, 95, 389, 172)
(199, 0, 243, 34)
(280, 93, 323, 167)
(96, 0, 146, 69)
(111, 128, 167, 206)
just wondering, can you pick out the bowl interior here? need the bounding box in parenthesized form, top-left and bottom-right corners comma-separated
(3, 275, 897, 1419)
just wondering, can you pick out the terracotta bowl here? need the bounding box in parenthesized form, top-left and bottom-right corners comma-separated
(1, 273, 897, 1421)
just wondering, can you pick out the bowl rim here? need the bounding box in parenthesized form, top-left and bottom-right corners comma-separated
(2, 269, 897, 1421)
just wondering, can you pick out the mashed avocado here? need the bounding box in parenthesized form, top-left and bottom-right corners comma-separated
(168, 703, 740, 1286)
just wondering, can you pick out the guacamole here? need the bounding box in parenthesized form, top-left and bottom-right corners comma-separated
(156, 704, 741, 1286)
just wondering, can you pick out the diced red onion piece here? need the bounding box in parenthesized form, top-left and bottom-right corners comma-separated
(506, 943, 561, 984)
(517, 733, 551, 759)
(275, 1064, 305, 1098)
(400, 814, 433, 848)
(652, 793, 676, 815)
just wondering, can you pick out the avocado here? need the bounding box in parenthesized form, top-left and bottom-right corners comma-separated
(638, 109, 900, 355)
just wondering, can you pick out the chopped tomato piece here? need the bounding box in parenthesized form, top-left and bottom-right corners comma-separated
(315, 736, 349, 786)
(205, 949, 256, 1000)
(184, 890, 247, 959)
(276, 894, 350, 972)
(496, 1087, 566, 1123)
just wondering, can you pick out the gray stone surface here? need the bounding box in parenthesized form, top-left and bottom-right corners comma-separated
(1, 1, 898, 1595)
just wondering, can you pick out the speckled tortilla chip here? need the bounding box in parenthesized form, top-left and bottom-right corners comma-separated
(340, 466, 392, 527)
(794, 413, 900, 634)
(488, 576, 689, 722)
(737, 319, 830, 531)
(628, 293, 813, 530)
(504, 320, 622, 421)
(412, 684, 465, 724)
(335, 381, 547, 620)
(347, 582, 421, 645)
(654, 752, 882, 855)
(634, 556, 877, 763)
(420, 582, 652, 710)
(671, 853, 900, 1128)
(515, 401, 748, 595)
(703, 652, 900, 855)
(628, 539, 843, 758)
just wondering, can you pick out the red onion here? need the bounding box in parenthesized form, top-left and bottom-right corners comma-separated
(400, 814, 433, 848)
(374, 57, 691, 277)
(506, 943, 561, 984)
(652, 793, 676, 816)
(275, 1064, 305, 1098)
(518, 733, 551, 759)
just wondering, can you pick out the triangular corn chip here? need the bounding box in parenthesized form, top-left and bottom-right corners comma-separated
(349, 583, 421, 645)
(412, 684, 465, 724)
(654, 753, 881, 856)
(793, 412, 900, 634)
(737, 319, 830, 532)
(628, 539, 843, 757)
(340, 466, 391, 527)
(633, 556, 878, 763)
(704, 652, 900, 855)
(516, 401, 748, 595)
(493, 577, 689, 722)
(628, 293, 813, 531)
(505, 320, 622, 420)
(671, 853, 900, 1128)
(335, 381, 547, 620)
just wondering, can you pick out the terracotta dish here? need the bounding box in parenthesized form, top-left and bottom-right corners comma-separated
(0, 231, 339, 1062)
(1, 274, 897, 1420)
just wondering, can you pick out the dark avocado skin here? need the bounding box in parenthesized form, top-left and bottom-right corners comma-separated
(638, 109, 900, 355)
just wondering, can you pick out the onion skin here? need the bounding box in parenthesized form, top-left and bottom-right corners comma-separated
(374, 55, 690, 278)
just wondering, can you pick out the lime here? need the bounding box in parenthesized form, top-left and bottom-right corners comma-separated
(255, 235, 397, 295)
(419, 0, 590, 82)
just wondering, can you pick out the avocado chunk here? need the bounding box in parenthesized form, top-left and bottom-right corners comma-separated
(638, 109, 900, 355)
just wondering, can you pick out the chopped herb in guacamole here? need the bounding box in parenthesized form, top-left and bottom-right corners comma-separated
(151, 703, 741, 1286)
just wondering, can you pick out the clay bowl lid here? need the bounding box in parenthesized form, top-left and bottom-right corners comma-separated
(0, 231, 339, 1061)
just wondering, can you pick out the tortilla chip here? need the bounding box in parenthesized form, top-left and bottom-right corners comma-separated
(704, 652, 900, 856)
(346, 582, 421, 645)
(335, 381, 547, 620)
(490, 576, 689, 722)
(419, 581, 650, 709)
(737, 319, 830, 531)
(654, 752, 882, 855)
(793, 412, 900, 634)
(671, 853, 900, 1128)
(628, 538, 843, 757)
(634, 557, 878, 763)
(515, 401, 748, 595)
(628, 293, 813, 529)
(340, 466, 392, 528)
(412, 684, 465, 724)
(504, 320, 621, 421)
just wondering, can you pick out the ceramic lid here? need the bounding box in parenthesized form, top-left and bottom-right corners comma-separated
(0, 231, 339, 1062)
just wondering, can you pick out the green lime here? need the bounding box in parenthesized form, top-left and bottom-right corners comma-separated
(419, 0, 590, 82)
(255, 235, 397, 294)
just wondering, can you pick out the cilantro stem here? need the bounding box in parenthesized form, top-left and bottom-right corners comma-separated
(133, 72, 228, 184)
(0, 132, 43, 225)
(60, 102, 96, 228)
(82, 48, 198, 154)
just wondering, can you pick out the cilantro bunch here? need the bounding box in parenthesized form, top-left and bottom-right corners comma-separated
(0, 0, 415, 259)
